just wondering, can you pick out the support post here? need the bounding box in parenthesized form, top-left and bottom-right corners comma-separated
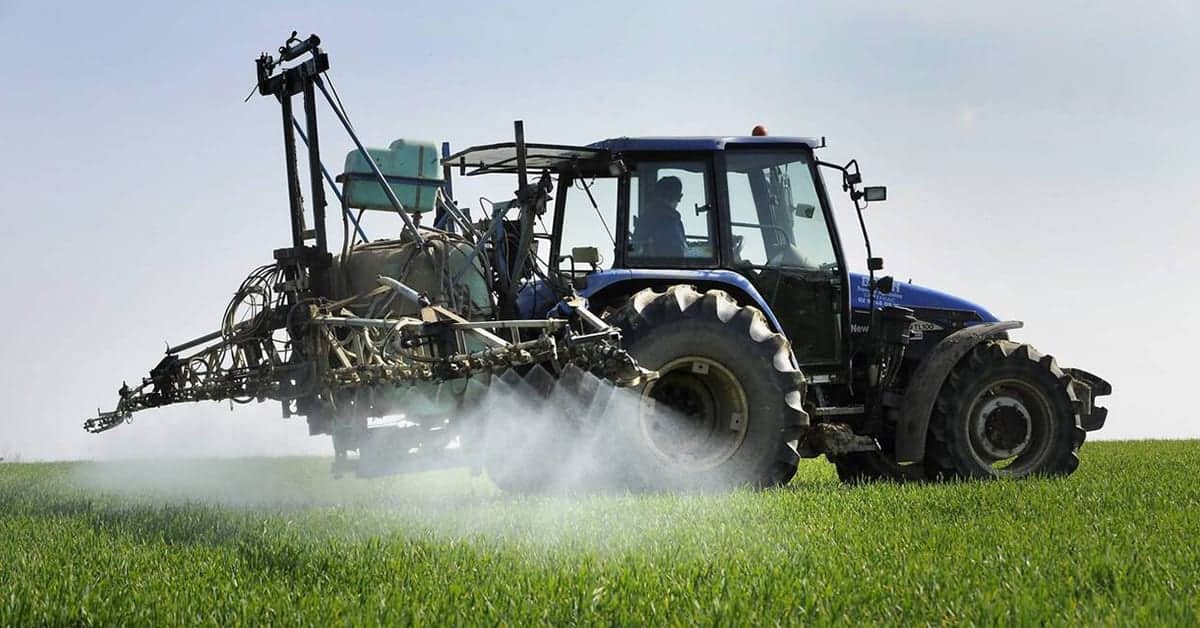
(302, 81, 329, 256)
(437, 141, 453, 231)
(514, 120, 528, 192)
(280, 94, 306, 248)
(292, 118, 367, 242)
(302, 80, 330, 294)
(440, 141, 454, 203)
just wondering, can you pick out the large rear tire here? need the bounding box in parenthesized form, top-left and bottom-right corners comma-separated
(605, 286, 808, 490)
(925, 339, 1085, 479)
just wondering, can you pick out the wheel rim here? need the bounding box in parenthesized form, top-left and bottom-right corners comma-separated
(964, 378, 1055, 476)
(639, 357, 749, 471)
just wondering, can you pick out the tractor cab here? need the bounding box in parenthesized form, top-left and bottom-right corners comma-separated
(544, 136, 854, 372)
(586, 137, 850, 372)
(444, 135, 856, 373)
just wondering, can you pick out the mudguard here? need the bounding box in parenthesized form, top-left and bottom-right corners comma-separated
(895, 320, 1023, 464)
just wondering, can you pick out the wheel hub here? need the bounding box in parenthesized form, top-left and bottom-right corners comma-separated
(640, 357, 748, 471)
(971, 395, 1032, 460)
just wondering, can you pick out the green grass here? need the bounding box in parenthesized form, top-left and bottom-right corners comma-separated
(1, 441, 1197, 626)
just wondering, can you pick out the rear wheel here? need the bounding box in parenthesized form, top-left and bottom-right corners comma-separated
(926, 340, 1085, 479)
(606, 286, 808, 490)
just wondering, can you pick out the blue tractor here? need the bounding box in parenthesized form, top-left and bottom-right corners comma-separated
(443, 128, 1110, 487)
(86, 35, 1109, 489)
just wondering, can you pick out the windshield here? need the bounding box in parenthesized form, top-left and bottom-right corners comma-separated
(725, 150, 838, 271)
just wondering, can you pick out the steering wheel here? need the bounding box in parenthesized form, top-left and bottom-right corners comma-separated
(767, 246, 814, 270)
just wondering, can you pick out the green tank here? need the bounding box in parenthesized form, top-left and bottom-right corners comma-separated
(340, 139, 442, 213)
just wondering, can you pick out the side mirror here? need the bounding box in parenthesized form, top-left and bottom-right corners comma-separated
(875, 275, 894, 294)
(864, 186, 887, 202)
(793, 203, 816, 219)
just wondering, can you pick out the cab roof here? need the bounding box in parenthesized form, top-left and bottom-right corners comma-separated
(589, 136, 822, 152)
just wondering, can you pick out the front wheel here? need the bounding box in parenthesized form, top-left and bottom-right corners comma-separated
(926, 340, 1085, 479)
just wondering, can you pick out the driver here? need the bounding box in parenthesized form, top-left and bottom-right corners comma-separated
(633, 176, 686, 257)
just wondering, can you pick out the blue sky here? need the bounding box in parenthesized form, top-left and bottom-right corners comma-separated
(1, 1, 1197, 459)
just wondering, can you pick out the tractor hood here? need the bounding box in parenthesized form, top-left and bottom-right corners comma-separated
(848, 273, 999, 323)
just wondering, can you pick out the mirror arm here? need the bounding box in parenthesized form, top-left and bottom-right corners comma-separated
(818, 158, 878, 316)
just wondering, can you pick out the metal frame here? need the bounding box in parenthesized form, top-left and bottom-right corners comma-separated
(86, 275, 651, 434)
(85, 35, 652, 438)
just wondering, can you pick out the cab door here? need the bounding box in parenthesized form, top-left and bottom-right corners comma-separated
(719, 148, 845, 367)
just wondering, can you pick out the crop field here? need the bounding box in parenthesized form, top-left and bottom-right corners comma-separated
(1, 440, 1197, 625)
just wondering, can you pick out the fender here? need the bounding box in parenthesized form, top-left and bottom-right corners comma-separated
(895, 320, 1024, 464)
(581, 268, 784, 331)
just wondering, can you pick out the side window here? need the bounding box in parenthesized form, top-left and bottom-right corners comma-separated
(626, 161, 715, 264)
(558, 176, 618, 268)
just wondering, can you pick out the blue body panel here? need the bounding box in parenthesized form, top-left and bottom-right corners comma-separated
(589, 136, 821, 153)
(517, 269, 997, 331)
(516, 268, 784, 330)
(848, 272, 998, 322)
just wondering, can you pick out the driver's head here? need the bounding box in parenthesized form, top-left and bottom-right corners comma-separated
(654, 176, 683, 207)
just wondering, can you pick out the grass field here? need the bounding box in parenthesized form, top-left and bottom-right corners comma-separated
(1, 440, 1197, 625)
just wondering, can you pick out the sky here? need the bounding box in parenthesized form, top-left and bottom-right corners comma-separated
(0, 1, 1197, 460)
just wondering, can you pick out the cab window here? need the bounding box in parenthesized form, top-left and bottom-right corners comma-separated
(626, 161, 715, 265)
(725, 151, 838, 271)
(558, 175, 618, 269)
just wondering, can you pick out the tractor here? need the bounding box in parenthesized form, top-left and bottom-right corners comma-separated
(85, 34, 1110, 489)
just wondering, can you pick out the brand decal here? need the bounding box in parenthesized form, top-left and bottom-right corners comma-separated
(908, 318, 944, 340)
